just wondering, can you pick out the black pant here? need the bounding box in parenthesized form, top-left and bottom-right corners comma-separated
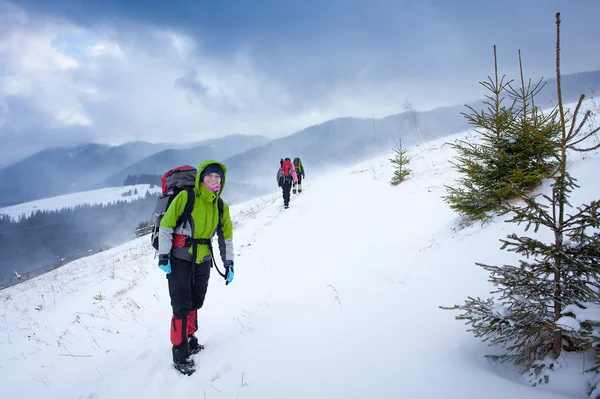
(167, 257, 211, 318)
(296, 172, 302, 186)
(282, 182, 292, 206)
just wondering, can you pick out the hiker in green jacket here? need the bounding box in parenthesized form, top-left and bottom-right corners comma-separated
(157, 160, 234, 375)
(292, 157, 305, 194)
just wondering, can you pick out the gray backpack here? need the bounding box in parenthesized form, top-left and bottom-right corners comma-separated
(150, 165, 197, 250)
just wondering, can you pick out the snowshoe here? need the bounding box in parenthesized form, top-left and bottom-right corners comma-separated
(284, 205, 289, 209)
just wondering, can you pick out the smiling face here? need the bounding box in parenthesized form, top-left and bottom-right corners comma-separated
(202, 172, 222, 188)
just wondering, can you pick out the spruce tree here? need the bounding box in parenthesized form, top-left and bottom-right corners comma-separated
(501, 51, 561, 193)
(443, 45, 560, 221)
(389, 139, 411, 185)
(443, 13, 600, 386)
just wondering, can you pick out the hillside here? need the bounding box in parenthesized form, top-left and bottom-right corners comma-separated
(0, 184, 161, 221)
(1, 104, 598, 397)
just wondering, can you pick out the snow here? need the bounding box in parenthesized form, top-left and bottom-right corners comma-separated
(564, 303, 600, 323)
(1, 102, 599, 398)
(0, 184, 162, 221)
(556, 316, 581, 332)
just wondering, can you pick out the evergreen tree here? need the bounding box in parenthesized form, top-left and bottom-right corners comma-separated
(0, 192, 160, 285)
(501, 51, 561, 193)
(443, 13, 600, 387)
(123, 174, 161, 186)
(389, 139, 411, 186)
(443, 45, 560, 221)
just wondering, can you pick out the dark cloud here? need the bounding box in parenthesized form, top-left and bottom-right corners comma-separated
(1, 0, 599, 165)
(14, 0, 600, 77)
(174, 70, 210, 102)
(0, 97, 96, 166)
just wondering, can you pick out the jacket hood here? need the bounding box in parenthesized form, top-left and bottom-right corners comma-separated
(196, 159, 227, 196)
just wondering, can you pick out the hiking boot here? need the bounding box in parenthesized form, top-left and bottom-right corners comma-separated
(172, 345, 196, 375)
(188, 334, 204, 355)
(174, 358, 196, 375)
(292, 188, 297, 194)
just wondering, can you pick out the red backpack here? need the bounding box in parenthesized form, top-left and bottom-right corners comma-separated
(282, 160, 293, 176)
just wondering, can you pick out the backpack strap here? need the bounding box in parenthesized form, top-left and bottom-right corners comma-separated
(175, 188, 195, 228)
(209, 197, 226, 278)
(186, 196, 227, 279)
(212, 197, 226, 276)
(217, 197, 224, 230)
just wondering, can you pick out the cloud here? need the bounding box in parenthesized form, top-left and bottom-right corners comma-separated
(0, 8, 291, 162)
(1, 0, 600, 166)
(0, 2, 92, 137)
(175, 70, 210, 103)
(86, 40, 123, 58)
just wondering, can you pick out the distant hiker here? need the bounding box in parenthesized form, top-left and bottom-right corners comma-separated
(292, 157, 305, 194)
(156, 160, 234, 375)
(277, 157, 298, 209)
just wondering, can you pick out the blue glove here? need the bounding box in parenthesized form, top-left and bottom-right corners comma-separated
(159, 261, 171, 274)
(225, 262, 234, 285)
(158, 255, 171, 274)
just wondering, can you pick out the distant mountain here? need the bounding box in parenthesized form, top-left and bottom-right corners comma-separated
(220, 105, 465, 190)
(103, 134, 270, 187)
(0, 134, 270, 206)
(536, 69, 600, 108)
(0, 141, 169, 206)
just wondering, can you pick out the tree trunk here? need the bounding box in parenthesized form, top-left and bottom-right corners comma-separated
(552, 255, 562, 359)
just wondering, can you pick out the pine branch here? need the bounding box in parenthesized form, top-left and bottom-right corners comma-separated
(505, 196, 555, 233)
(568, 110, 599, 146)
(565, 94, 586, 142)
(499, 233, 554, 258)
(571, 142, 600, 152)
(561, 200, 600, 232)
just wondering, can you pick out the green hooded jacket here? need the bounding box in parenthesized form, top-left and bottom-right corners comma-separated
(293, 157, 305, 177)
(158, 160, 234, 265)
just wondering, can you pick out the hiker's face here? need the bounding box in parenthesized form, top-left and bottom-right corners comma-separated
(203, 173, 221, 186)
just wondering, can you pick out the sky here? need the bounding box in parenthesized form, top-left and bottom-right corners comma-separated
(1, 99, 598, 397)
(1, 0, 599, 165)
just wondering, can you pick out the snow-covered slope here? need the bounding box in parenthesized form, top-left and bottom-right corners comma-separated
(1, 110, 598, 398)
(0, 184, 161, 221)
